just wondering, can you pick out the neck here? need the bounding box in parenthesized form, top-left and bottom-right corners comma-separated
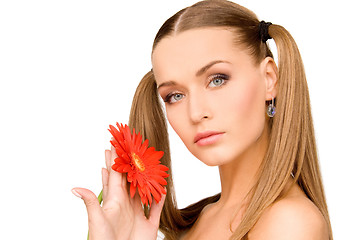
(217, 124, 269, 209)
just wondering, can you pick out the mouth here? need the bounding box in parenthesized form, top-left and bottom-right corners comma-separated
(194, 131, 224, 146)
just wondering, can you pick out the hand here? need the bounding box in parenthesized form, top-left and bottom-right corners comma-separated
(72, 146, 166, 240)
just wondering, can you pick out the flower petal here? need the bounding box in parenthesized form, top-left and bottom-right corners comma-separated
(142, 146, 156, 159)
(109, 123, 169, 207)
(122, 165, 132, 173)
(145, 151, 164, 165)
(148, 183, 161, 203)
(139, 139, 149, 156)
(134, 132, 142, 152)
(114, 157, 128, 165)
(147, 168, 170, 178)
(114, 146, 126, 157)
(148, 178, 167, 195)
(108, 125, 124, 143)
(143, 185, 152, 207)
(151, 175, 168, 185)
(130, 183, 136, 198)
(138, 186, 148, 206)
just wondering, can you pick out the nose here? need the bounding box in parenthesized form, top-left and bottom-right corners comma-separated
(188, 92, 211, 124)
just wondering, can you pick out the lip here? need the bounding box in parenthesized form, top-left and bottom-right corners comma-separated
(194, 131, 224, 146)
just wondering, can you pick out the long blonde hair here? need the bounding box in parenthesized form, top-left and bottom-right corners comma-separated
(128, 0, 332, 239)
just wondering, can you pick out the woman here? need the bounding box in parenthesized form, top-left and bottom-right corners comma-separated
(72, 0, 332, 239)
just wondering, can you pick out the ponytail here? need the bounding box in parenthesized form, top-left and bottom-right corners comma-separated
(230, 25, 332, 239)
(128, 71, 186, 238)
(270, 24, 332, 238)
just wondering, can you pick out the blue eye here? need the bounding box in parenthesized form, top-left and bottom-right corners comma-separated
(164, 93, 184, 104)
(173, 93, 183, 101)
(208, 74, 229, 88)
(209, 78, 224, 87)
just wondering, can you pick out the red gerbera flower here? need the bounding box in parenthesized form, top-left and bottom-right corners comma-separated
(108, 123, 169, 207)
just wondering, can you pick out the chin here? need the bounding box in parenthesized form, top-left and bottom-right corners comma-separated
(192, 148, 240, 167)
(199, 159, 223, 167)
(190, 135, 259, 166)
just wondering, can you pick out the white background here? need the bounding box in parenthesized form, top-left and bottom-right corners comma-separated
(0, 0, 358, 239)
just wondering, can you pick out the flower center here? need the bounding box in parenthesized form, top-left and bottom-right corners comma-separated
(131, 152, 145, 172)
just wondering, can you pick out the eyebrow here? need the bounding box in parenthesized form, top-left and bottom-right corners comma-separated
(196, 60, 230, 77)
(157, 60, 230, 89)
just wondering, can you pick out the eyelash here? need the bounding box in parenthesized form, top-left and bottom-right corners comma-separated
(164, 73, 230, 104)
(208, 73, 229, 87)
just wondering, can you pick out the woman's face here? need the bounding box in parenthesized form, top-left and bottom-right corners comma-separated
(152, 28, 276, 166)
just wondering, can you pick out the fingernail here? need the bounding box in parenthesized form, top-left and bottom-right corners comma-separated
(71, 189, 82, 199)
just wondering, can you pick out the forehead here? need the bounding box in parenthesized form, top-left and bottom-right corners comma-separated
(151, 28, 248, 83)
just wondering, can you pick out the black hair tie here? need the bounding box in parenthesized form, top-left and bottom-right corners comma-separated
(259, 20, 272, 43)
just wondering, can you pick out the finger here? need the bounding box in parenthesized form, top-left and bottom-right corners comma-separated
(110, 146, 126, 187)
(106, 146, 128, 203)
(109, 145, 127, 187)
(148, 189, 167, 226)
(101, 168, 109, 201)
(105, 149, 111, 172)
(71, 188, 104, 225)
(103, 149, 111, 201)
(110, 145, 117, 165)
(131, 190, 144, 215)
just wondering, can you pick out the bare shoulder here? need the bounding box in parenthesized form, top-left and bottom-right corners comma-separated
(249, 189, 329, 240)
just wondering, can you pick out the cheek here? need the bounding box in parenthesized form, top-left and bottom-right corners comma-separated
(220, 77, 266, 139)
(166, 106, 191, 143)
(238, 79, 265, 120)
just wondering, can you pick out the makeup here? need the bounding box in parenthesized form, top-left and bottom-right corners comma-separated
(194, 131, 224, 146)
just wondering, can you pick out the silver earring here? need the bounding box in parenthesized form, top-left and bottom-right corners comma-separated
(266, 96, 276, 117)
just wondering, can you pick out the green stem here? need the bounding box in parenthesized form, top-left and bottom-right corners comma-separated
(87, 190, 103, 240)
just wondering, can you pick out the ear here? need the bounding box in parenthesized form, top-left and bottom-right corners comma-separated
(261, 57, 278, 101)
